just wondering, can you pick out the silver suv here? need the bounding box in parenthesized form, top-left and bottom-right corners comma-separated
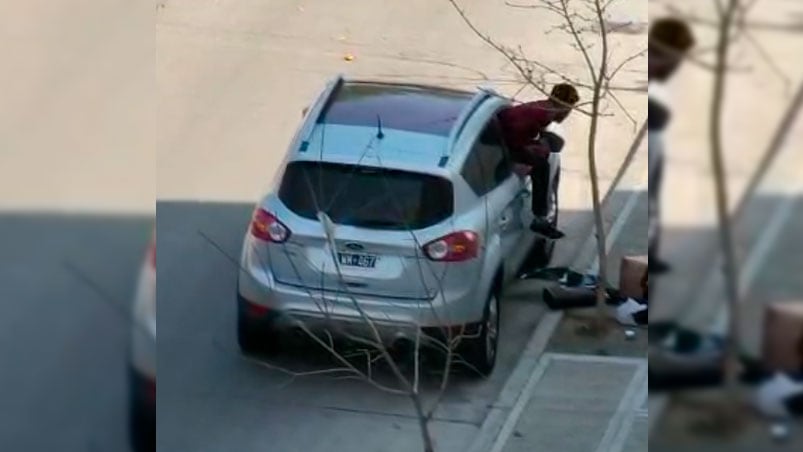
(237, 76, 561, 375)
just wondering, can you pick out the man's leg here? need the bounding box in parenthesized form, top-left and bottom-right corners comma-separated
(529, 155, 564, 239)
(530, 157, 549, 217)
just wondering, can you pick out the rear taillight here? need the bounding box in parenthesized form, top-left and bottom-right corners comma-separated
(250, 208, 291, 243)
(423, 231, 479, 262)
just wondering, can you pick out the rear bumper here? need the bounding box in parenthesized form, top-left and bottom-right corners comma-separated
(238, 260, 487, 340)
(238, 293, 483, 345)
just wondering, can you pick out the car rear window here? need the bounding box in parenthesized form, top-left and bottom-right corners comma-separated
(279, 161, 454, 230)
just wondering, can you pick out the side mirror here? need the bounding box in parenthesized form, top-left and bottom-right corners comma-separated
(302, 106, 309, 117)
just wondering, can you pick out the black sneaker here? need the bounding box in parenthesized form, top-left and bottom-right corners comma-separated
(529, 217, 565, 239)
(649, 257, 671, 274)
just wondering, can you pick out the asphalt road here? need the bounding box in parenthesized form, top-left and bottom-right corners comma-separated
(155, 1, 648, 451)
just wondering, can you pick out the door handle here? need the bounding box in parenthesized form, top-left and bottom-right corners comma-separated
(517, 188, 530, 199)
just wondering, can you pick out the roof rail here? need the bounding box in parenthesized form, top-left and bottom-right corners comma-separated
(476, 83, 499, 96)
(297, 74, 345, 152)
(442, 88, 493, 162)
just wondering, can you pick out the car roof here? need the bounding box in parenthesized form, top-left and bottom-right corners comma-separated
(294, 123, 452, 175)
(291, 79, 506, 174)
(318, 81, 475, 136)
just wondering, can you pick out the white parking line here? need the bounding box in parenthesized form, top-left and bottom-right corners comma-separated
(487, 353, 555, 452)
(596, 360, 647, 452)
(485, 353, 647, 452)
(590, 181, 646, 274)
(711, 183, 800, 334)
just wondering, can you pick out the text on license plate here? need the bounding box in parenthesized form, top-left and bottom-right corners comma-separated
(337, 253, 377, 268)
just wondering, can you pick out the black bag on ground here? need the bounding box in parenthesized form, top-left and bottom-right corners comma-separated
(542, 286, 597, 310)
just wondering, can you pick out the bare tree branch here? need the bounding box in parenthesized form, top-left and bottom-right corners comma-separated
(606, 89, 638, 131)
(556, 0, 599, 82)
(504, 0, 548, 10)
(741, 28, 792, 91)
(607, 48, 647, 82)
(446, 0, 600, 116)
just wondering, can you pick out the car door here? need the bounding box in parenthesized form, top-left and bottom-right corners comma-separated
(461, 118, 524, 278)
(485, 118, 528, 277)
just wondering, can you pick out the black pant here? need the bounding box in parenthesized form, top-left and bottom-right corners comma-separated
(648, 137, 664, 261)
(530, 157, 550, 217)
(511, 150, 550, 217)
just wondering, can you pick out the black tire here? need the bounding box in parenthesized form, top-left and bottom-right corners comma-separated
(237, 312, 264, 354)
(461, 290, 500, 378)
(237, 296, 281, 355)
(129, 405, 154, 452)
(128, 374, 155, 452)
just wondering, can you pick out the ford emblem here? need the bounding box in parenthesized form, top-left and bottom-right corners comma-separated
(344, 242, 364, 251)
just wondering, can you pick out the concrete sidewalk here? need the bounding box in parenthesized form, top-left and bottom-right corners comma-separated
(488, 196, 649, 452)
(493, 353, 647, 452)
(464, 159, 649, 452)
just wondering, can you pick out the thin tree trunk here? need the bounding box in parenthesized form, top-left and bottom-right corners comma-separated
(590, 0, 610, 325)
(709, 0, 742, 393)
(411, 395, 435, 452)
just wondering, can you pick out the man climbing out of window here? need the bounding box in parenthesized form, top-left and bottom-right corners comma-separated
(648, 18, 695, 274)
(497, 83, 580, 239)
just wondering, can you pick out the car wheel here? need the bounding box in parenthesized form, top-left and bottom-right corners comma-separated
(461, 290, 500, 377)
(128, 382, 154, 452)
(237, 296, 281, 355)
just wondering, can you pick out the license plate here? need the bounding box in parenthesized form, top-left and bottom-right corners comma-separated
(337, 253, 377, 268)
